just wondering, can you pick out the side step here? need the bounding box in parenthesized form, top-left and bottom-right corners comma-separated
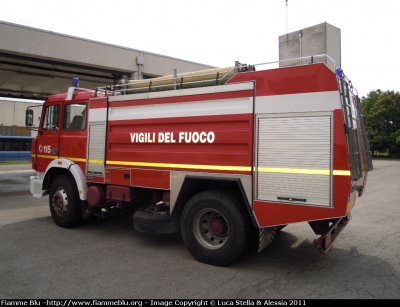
(311, 215, 351, 254)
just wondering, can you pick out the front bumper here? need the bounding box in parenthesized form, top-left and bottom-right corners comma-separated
(30, 172, 45, 198)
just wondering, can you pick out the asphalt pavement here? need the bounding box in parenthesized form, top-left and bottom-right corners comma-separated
(0, 163, 35, 194)
(0, 163, 33, 172)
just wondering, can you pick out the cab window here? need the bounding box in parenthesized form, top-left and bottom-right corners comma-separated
(63, 103, 87, 130)
(42, 105, 60, 130)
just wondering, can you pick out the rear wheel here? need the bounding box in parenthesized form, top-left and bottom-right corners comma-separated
(49, 174, 82, 228)
(180, 190, 252, 266)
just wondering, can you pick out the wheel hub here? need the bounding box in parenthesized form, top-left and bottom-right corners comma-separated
(52, 187, 69, 217)
(193, 209, 229, 250)
(209, 215, 227, 236)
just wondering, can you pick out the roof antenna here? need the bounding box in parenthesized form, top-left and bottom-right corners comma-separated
(286, 0, 289, 45)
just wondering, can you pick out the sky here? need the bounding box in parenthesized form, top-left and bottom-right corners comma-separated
(0, 0, 399, 98)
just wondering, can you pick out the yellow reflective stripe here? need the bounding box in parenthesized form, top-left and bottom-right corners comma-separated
(33, 155, 351, 176)
(106, 160, 251, 172)
(257, 167, 330, 175)
(59, 157, 87, 163)
(60, 157, 103, 164)
(258, 167, 351, 176)
(36, 154, 57, 159)
(35, 155, 103, 164)
(62, 157, 104, 164)
(333, 170, 351, 176)
(87, 159, 104, 164)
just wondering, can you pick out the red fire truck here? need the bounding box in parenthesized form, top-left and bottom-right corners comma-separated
(26, 56, 372, 266)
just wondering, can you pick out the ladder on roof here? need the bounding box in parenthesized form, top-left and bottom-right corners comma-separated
(338, 77, 363, 181)
(354, 95, 373, 172)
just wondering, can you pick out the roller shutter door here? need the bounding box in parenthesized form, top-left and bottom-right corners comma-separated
(257, 114, 332, 207)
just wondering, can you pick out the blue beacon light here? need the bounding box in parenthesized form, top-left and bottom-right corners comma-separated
(335, 68, 343, 78)
(72, 78, 79, 88)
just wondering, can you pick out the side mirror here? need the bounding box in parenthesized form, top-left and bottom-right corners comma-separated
(25, 109, 34, 127)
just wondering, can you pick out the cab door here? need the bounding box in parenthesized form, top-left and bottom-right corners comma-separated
(59, 101, 88, 173)
(36, 102, 61, 172)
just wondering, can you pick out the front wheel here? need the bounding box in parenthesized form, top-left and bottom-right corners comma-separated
(180, 190, 253, 266)
(49, 174, 82, 228)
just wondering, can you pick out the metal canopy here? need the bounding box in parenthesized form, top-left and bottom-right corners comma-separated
(0, 52, 127, 100)
(0, 21, 214, 101)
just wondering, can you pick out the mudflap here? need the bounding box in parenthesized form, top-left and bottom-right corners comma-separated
(310, 214, 351, 254)
(258, 227, 277, 253)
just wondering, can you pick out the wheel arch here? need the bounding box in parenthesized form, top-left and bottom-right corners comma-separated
(43, 158, 87, 200)
(171, 174, 258, 228)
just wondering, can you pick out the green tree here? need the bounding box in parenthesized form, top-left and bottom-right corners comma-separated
(361, 89, 382, 116)
(364, 90, 400, 157)
(362, 90, 382, 156)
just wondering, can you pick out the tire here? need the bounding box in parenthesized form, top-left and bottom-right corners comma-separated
(180, 190, 252, 266)
(49, 174, 82, 228)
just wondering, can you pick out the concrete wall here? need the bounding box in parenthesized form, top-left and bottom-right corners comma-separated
(279, 22, 341, 72)
(0, 100, 43, 136)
